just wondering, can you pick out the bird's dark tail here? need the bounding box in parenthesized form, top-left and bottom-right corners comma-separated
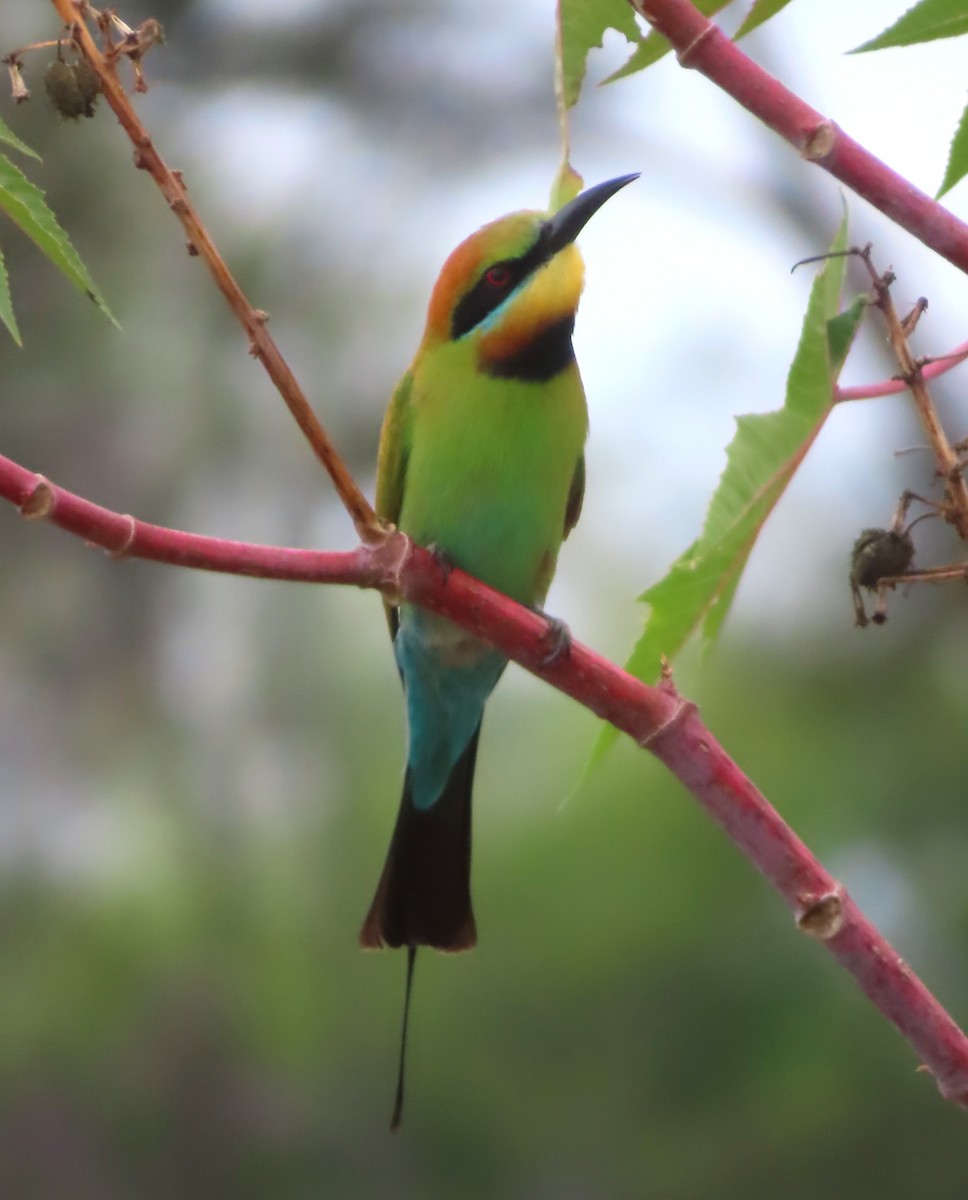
(360, 726, 480, 952)
(362, 728, 480, 1130)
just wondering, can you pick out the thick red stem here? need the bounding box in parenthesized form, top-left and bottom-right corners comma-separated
(3, 448, 967, 1107)
(634, 0, 968, 274)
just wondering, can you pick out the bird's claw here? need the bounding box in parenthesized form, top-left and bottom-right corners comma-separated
(426, 542, 455, 585)
(537, 614, 571, 666)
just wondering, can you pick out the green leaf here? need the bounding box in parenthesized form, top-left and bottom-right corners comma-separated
(550, 161, 584, 212)
(0, 242, 22, 346)
(735, 0, 796, 40)
(589, 217, 865, 767)
(558, 0, 641, 110)
(0, 153, 116, 327)
(0, 117, 40, 161)
(937, 96, 968, 196)
(826, 296, 868, 369)
(851, 0, 968, 52)
(603, 0, 734, 85)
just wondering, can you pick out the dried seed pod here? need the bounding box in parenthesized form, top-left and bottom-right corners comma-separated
(44, 59, 86, 121)
(73, 57, 100, 117)
(849, 527, 915, 627)
(850, 528, 914, 591)
(6, 59, 29, 104)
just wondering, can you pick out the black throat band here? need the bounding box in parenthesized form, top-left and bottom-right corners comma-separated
(483, 314, 576, 382)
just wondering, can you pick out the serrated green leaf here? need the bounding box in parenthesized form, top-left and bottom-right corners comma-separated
(0, 242, 22, 346)
(603, 0, 734, 85)
(601, 31, 670, 80)
(558, 0, 641, 110)
(735, 0, 796, 40)
(0, 118, 40, 161)
(588, 217, 865, 768)
(827, 295, 868, 368)
(0, 153, 116, 327)
(851, 0, 968, 52)
(550, 161, 584, 212)
(937, 96, 968, 196)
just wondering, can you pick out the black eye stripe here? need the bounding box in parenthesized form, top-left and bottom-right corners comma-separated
(449, 228, 552, 341)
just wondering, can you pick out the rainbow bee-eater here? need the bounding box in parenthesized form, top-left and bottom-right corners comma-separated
(360, 174, 637, 1123)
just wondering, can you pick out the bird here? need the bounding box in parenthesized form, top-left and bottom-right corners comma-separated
(359, 173, 638, 1126)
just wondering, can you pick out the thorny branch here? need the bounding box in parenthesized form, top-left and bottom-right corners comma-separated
(856, 246, 968, 540)
(836, 246, 968, 623)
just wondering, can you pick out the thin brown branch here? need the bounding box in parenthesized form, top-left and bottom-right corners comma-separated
(880, 563, 968, 586)
(45, 0, 380, 541)
(855, 247, 968, 540)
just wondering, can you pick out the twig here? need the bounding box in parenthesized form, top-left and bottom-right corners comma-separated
(854, 246, 968, 540)
(45, 0, 381, 541)
(631, 0, 968, 275)
(836, 342, 968, 402)
(2, 447, 968, 1108)
(879, 563, 968, 586)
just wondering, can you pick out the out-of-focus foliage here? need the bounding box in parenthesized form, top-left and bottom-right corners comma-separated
(2, 0, 968, 1196)
(0, 643, 966, 1199)
(0, 144, 114, 342)
(734, 0, 797, 39)
(852, 0, 968, 52)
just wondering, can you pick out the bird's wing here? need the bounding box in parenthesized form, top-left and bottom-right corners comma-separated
(563, 453, 585, 539)
(376, 370, 413, 526)
(376, 371, 414, 640)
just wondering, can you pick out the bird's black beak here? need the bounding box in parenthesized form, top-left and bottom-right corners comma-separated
(544, 173, 639, 254)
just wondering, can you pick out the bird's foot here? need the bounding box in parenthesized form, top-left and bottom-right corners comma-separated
(534, 611, 571, 666)
(425, 542, 455, 585)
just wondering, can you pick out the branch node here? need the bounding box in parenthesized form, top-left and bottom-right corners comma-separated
(375, 529, 412, 607)
(247, 311, 270, 356)
(106, 513, 137, 558)
(637, 696, 697, 750)
(676, 23, 715, 68)
(801, 121, 837, 163)
(19, 476, 54, 520)
(796, 889, 846, 939)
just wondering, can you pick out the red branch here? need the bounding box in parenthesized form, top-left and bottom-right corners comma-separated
(634, 0, 968, 274)
(2, 449, 968, 1108)
(836, 341, 968, 402)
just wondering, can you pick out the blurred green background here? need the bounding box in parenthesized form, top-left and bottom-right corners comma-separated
(2, 0, 968, 1196)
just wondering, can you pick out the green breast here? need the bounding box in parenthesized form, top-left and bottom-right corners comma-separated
(399, 347, 587, 605)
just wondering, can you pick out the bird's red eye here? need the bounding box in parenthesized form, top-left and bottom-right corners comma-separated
(485, 265, 512, 289)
